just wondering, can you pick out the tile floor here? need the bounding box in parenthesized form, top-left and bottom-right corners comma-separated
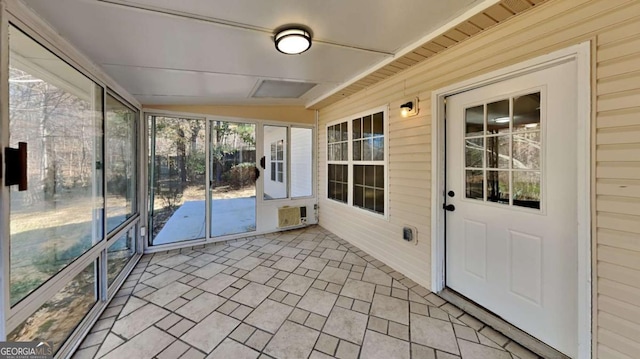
(73, 226, 540, 359)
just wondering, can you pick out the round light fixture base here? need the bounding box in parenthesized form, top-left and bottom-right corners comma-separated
(274, 26, 312, 55)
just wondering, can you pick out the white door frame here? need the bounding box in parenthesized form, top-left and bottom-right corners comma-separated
(430, 42, 591, 358)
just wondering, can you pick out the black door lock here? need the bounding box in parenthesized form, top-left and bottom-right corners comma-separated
(443, 204, 455, 212)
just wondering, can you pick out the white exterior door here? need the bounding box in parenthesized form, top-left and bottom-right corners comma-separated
(445, 61, 578, 357)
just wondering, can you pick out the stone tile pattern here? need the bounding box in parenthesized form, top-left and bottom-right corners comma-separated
(72, 226, 540, 359)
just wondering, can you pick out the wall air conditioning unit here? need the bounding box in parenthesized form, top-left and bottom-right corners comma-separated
(278, 206, 307, 228)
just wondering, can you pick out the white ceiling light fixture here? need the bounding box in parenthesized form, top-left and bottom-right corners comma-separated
(274, 27, 312, 55)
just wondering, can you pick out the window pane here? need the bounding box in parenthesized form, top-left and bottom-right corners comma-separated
(353, 140, 362, 161)
(365, 166, 375, 187)
(486, 135, 510, 169)
(271, 143, 276, 159)
(363, 115, 372, 138)
(328, 164, 347, 204)
(465, 105, 484, 136)
(291, 128, 313, 197)
(487, 170, 509, 204)
(354, 186, 364, 207)
(364, 188, 375, 211)
(341, 122, 348, 141)
(8, 262, 97, 353)
(354, 165, 364, 185)
(334, 143, 342, 161)
(514, 92, 541, 132)
(106, 95, 137, 233)
(373, 138, 384, 161)
(375, 189, 384, 213)
(353, 118, 362, 139)
(373, 112, 384, 136)
(341, 184, 349, 202)
(465, 170, 484, 200)
(271, 162, 276, 181)
(363, 138, 373, 161)
(342, 143, 348, 161)
(107, 228, 135, 287)
(487, 100, 510, 134)
(513, 171, 541, 209)
(513, 132, 540, 170)
(375, 165, 385, 188)
(9, 25, 103, 306)
(465, 138, 484, 168)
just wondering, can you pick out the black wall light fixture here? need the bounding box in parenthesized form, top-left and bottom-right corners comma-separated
(400, 97, 419, 117)
(274, 26, 312, 55)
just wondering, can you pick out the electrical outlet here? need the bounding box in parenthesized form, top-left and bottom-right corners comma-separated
(403, 227, 413, 241)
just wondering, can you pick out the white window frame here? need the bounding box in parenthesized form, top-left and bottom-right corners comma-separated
(326, 105, 389, 219)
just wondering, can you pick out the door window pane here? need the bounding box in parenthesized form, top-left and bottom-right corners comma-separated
(487, 170, 509, 204)
(107, 228, 136, 287)
(8, 262, 97, 353)
(8, 25, 103, 306)
(465, 138, 484, 168)
(513, 132, 540, 170)
(465, 170, 484, 200)
(486, 135, 510, 169)
(106, 95, 137, 233)
(513, 92, 541, 132)
(465, 105, 484, 136)
(513, 171, 541, 209)
(149, 116, 206, 245)
(264, 126, 287, 199)
(290, 128, 313, 197)
(487, 100, 510, 134)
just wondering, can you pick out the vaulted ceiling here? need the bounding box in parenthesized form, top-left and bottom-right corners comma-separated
(22, 0, 487, 107)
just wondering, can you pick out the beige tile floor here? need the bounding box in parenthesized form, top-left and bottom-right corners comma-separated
(72, 226, 540, 359)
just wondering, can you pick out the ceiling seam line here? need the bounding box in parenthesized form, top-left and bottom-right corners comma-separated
(99, 63, 342, 84)
(95, 0, 394, 56)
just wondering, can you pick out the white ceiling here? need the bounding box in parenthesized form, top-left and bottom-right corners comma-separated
(22, 0, 482, 106)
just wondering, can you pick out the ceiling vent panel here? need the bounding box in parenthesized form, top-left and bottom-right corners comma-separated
(252, 80, 317, 98)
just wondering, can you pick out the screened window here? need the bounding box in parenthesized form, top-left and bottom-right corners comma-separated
(327, 109, 386, 214)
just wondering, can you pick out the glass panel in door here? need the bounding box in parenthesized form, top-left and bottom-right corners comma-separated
(263, 125, 287, 200)
(149, 116, 206, 245)
(210, 121, 256, 237)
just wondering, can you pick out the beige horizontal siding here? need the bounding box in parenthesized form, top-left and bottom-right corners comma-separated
(316, 0, 640, 356)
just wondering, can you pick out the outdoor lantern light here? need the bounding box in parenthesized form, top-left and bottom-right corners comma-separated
(274, 27, 312, 55)
(400, 98, 419, 117)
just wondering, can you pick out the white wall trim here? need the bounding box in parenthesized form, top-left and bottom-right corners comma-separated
(431, 42, 591, 359)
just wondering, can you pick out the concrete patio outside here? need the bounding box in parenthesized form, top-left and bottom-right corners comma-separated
(73, 226, 539, 359)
